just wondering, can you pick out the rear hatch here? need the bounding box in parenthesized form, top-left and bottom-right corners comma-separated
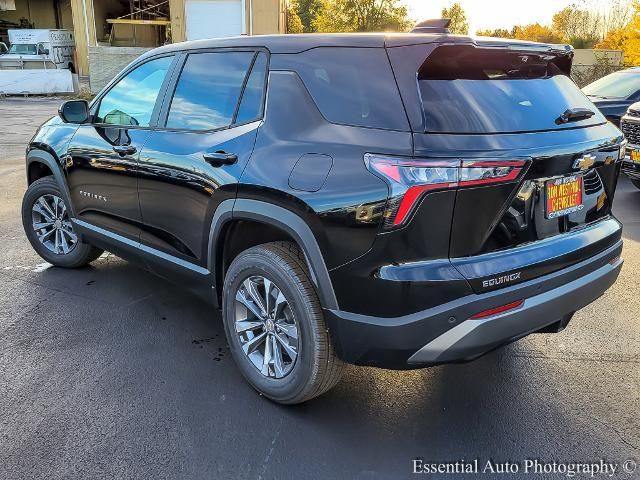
(388, 42, 625, 293)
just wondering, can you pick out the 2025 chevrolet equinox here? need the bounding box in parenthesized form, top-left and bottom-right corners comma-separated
(22, 30, 625, 404)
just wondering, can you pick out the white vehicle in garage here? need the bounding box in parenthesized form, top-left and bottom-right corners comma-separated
(0, 29, 75, 71)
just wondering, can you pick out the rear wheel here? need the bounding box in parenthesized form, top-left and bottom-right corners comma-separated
(631, 179, 640, 190)
(222, 241, 344, 404)
(22, 177, 103, 267)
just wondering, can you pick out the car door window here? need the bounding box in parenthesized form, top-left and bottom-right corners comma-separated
(96, 56, 174, 127)
(235, 52, 268, 124)
(166, 51, 255, 131)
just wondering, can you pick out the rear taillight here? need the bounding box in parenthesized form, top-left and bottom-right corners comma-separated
(365, 154, 527, 229)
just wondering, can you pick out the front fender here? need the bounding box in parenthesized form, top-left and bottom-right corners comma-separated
(26, 149, 76, 218)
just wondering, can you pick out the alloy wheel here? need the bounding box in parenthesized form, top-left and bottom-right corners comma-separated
(31, 194, 77, 255)
(234, 275, 300, 379)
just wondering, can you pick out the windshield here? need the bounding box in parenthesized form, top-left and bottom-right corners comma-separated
(583, 71, 640, 99)
(8, 44, 37, 54)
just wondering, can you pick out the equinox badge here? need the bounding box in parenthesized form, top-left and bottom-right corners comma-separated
(482, 272, 522, 289)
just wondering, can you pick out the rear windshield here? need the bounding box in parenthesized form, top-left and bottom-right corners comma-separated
(418, 46, 604, 134)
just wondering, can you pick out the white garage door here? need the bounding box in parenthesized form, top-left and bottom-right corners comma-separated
(186, 0, 245, 41)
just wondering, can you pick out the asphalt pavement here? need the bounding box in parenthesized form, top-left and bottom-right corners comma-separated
(0, 98, 638, 480)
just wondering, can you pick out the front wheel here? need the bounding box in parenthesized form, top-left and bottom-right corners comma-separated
(222, 241, 344, 404)
(22, 177, 103, 268)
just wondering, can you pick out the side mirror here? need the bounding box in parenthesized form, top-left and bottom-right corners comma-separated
(59, 100, 89, 124)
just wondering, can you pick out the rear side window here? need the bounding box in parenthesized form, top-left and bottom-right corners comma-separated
(418, 45, 605, 134)
(284, 47, 408, 131)
(166, 51, 255, 131)
(236, 52, 268, 124)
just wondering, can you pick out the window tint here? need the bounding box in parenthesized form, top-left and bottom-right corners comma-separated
(96, 56, 173, 126)
(166, 52, 254, 131)
(281, 48, 408, 131)
(417, 46, 605, 133)
(235, 52, 268, 124)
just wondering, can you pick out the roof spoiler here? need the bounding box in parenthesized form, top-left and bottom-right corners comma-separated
(411, 19, 451, 34)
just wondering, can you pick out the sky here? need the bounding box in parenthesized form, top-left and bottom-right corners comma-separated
(402, 0, 576, 34)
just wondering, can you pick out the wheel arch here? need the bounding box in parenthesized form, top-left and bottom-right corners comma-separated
(208, 199, 338, 310)
(26, 149, 75, 217)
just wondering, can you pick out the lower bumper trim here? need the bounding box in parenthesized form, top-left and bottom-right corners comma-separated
(407, 256, 622, 364)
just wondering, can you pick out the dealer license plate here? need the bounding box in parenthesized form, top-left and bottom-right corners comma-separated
(546, 175, 584, 219)
(631, 150, 640, 162)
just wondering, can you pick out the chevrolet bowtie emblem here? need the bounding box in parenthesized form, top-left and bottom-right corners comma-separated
(573, 154, 596, 171)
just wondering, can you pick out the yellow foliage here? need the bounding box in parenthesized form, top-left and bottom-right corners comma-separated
(596, 1, 640, 66)
(512, 23, 567, 44)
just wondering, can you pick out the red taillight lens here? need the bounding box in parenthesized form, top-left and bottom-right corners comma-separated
(470, 300, 524, 320)
(365, 154, 527, 229)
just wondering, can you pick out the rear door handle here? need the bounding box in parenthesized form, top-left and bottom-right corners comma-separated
(113, 145, 137, 156)
(203, 152, 238, 166)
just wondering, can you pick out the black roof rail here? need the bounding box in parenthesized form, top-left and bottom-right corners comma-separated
(411, 19, 451, 34)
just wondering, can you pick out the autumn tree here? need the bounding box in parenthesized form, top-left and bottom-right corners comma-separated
(552, 4, 601, 48)
(287, 0, 305, 33)
(512, 23, 566, 43)
(314, 0, 411, 33)
(441, 2, 469, 35)
(596, 0, 640, 66)
(297, 0, 325, 32)
(475, 28, 512, 38)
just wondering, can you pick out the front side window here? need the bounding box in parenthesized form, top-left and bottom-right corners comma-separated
(166, 51, 255, 131)
(96, 56, 173, 127)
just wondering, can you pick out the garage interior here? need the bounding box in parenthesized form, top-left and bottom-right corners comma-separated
(93, 1, 171, 47)
(0, 0, 74, 45)
(1, 0, 286, 87)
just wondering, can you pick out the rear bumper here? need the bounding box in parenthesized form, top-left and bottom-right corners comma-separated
(325, 241, 623, 369)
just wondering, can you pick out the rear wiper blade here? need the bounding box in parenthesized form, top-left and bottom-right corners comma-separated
(556, 107, 595, 124)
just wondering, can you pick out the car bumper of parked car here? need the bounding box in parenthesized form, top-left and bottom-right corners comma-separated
(324, 241, 623, 369)
(622, 147, 640, 179)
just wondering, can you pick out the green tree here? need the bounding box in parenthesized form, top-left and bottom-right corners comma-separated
(314, 0, 411, 33)
(287, 0, 305, 33)
(441, 2, 469, 35)
(297, 0, 325, 33)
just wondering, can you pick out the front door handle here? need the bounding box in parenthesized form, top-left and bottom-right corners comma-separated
(113, 145, 137, 156)
(203, 152, 238, 167)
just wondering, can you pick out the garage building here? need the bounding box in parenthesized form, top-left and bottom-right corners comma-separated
(1, 0, 287, 91)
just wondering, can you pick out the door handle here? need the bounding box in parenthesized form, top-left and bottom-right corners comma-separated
(203, 152, 238, 167)
(112, 145, 137, 156)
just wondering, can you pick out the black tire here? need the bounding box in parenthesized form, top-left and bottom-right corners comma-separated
(22, 176, 103, 268)
(222, 241, 344, 404)
(631, 179, 640, 190)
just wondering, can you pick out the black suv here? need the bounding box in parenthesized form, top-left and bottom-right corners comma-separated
(22, 33, 625, 404)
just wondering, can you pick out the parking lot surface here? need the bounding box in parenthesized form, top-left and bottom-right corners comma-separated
(0, 98, 638, 479)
